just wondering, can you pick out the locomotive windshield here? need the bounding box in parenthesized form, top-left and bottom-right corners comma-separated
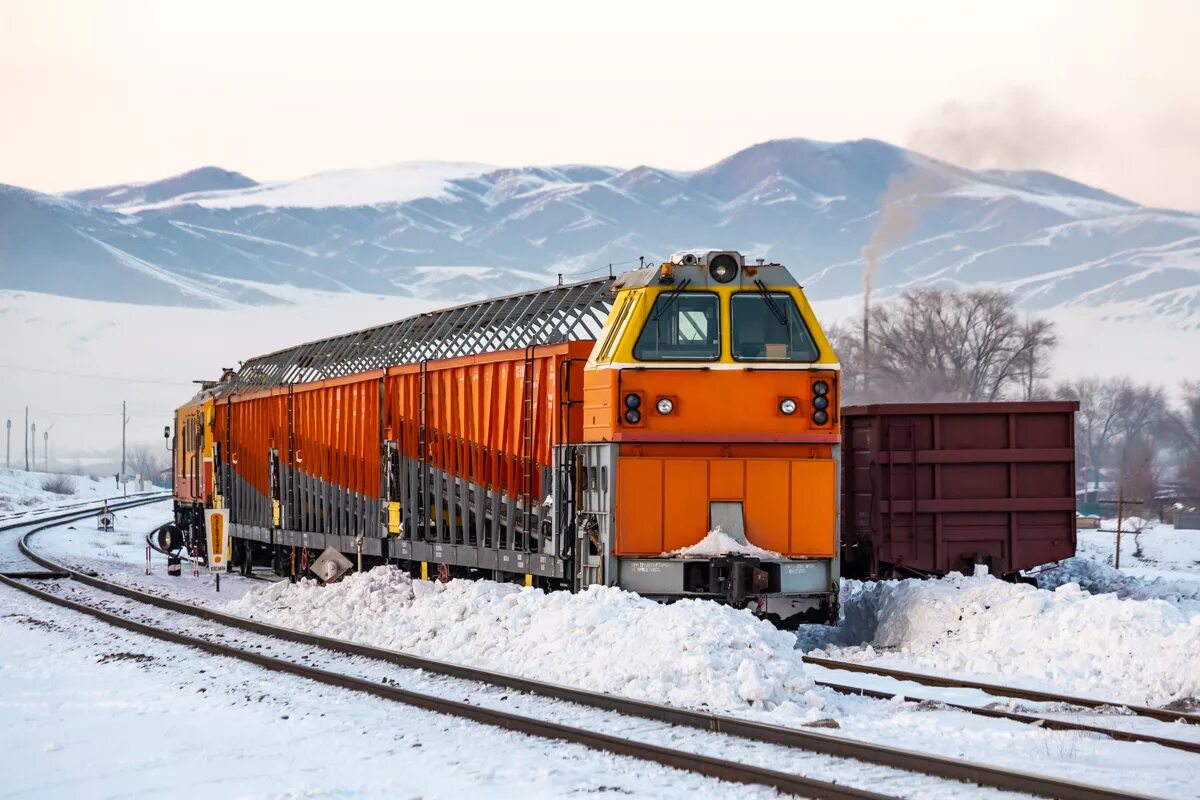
(634, 292, 720, 361)
(730, 292, 819, 362)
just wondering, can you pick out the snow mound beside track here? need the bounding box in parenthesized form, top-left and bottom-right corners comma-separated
(226, 567, 826, 718)
(830, 573, 1200, 707)
(1033, 557, 1200, 609)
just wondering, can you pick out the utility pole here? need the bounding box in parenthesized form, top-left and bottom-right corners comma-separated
(121, 400, 128, 480)
(30, 422, 36, 473)
(5, 419, 10, 470)
(1100, 486, 1144, 570)
(24, 406, 29, 471)
(120, 402, 131, 497)
(44, 427, 51, 472)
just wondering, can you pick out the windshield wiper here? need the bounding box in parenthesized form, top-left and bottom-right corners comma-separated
(653, 277, 692, 321)
(754, 279, 789, 328)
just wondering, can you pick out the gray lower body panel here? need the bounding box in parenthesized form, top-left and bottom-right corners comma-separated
(618, 557, 836, 596)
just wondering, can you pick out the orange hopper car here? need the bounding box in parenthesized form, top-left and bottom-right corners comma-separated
(173, 250, 845, 625)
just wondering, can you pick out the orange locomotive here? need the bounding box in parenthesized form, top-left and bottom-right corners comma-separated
(172, 250, 841, 624)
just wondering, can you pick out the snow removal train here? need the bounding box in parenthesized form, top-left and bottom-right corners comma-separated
(171, 251, 1078, 626)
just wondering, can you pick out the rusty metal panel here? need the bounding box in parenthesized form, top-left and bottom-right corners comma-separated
(840, 401, 1078, 578)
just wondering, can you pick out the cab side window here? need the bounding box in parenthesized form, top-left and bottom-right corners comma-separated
(633, 292, 720, 361)
(730, 292, 819, 362)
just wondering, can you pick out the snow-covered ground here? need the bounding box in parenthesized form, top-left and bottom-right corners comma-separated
(0, 465, 159, 522)
(26, 512, 1200, 797)
(1, 583, 779, 800)
(804, 517, 1200, 713)
(0, 467, 145, 516)
(822, 572, 1199, 707)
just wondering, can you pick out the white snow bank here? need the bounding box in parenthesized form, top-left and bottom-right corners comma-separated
(832, 573, 1200, 706)
(667, 527, 781, 559)
(1035, 557, 1200, 609)
(0, 467, 127, 513)
(226, 567, 824, 718)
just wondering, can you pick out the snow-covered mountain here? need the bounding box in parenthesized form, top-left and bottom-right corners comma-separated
(3, 138, 1198, 324)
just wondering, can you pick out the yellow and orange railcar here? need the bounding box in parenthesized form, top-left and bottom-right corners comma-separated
(173, 250, 841, 624)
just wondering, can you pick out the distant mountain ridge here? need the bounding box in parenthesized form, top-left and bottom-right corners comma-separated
(2, 138, 1197, 324)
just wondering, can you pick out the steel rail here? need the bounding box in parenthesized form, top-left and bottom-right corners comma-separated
(0, 573, 892, 800)
(816, 679, 1200, 755)
(804, 655, 1200, 727)
(19, 524, 1162, 800)
(0, 492, 166, 526)
(0, 494, 170, 579)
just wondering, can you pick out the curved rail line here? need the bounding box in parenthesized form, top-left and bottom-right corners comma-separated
(803, 655, 1200, 728)
(0, 492, 165, 524)
(0, 572, 896, 800)
(13, 521, 1164, 800)
(130, 525, 1200, 756)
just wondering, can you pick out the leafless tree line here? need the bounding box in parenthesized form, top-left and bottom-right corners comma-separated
(831, 288, 1057, 404)
(126, 443, 168, 482)
(831, 288, 1199, 506)
(1058, 378, 1200, 507)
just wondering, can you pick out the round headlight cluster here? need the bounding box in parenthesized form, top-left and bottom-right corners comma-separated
(779, 398, 797, 415)
(624, 393, 641, 424)
(811, 380, 831, 425)
(656, 397, 674, 415)
(708, 253, 739, 283)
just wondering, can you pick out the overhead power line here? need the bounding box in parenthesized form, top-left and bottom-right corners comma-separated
(0, 363, 194, 387)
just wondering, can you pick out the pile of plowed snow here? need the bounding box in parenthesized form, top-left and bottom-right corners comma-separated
(1035, 557, 1200, 609)
(830, 573, 1200, 706)
(226, 566, 825, 719)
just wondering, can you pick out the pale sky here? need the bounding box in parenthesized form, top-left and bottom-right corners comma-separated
(2, 0, 1198, 209)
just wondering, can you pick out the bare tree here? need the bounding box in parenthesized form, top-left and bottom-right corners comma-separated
(1056, 378, 1171, 506)
(833, 288, 1057, 404)
(126, 443, 166, 483)
(1056, 377, 1125, 503)
(1166, 381, 1200, 502)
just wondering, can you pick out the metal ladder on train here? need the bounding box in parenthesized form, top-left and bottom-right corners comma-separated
(418, 359, 429, 542)
(519, 346, 536, 552)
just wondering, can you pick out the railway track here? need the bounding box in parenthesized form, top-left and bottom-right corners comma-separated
(113, 526, 1200, 757)
(0, 494, 168, 574)
(7, 520, 1170, 800)
(803, 654, 1200, 729)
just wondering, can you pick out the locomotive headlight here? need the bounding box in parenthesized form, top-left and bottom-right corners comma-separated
(624, 393, 641, 409)
(624, 408, 642, 424)
(812, 409, 830, 425)
(813, 380, 830, 396)
(656, 397, 674, 415)
(779, 398, 798, 415)
(812, 395, 829, 411)
(708, 253, 739, 283)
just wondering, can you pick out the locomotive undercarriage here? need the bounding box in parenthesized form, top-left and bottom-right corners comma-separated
(180, 440, 838, 626)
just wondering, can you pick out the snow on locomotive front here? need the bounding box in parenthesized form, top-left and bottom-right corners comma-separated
(578, 251, 840, 625)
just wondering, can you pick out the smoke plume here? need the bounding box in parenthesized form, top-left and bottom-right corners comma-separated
(908, 89, 1085, 171)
